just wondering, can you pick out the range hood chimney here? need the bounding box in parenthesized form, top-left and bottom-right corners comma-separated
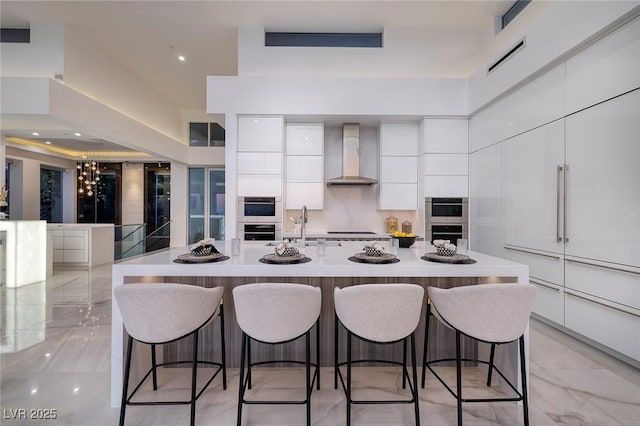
(326, 124, 378, 186)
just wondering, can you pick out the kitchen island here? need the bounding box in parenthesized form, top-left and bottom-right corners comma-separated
(111, 241, 528, 407)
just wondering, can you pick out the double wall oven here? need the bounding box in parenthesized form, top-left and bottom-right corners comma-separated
(425, 197, 468, 242)
(237, 196, 282, 241)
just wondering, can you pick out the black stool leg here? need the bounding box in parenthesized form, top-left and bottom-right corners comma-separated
(316, 319, 321, 390)
(421, 303, 431, 388)
(402, 338, 407, 389)
(334, 313, 339, 389)
(237, 332, 247, 426)
(487, 343, 496, 386)
(346, 331, 352, 426)
(520, 336, 530, 426)
(220, 302, 227, 390)
(151, 343, 158, 391)
(455, 330, 463, 426)
(190, 331, 198, 426)
(411, 333, 420, 426)
(247, 337, 252, 389)
(119, 336, 133, 426)
(306, 330, 311, 426)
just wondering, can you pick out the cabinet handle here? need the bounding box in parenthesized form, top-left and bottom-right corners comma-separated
(565, 289, 640, 318)
(565, 258, 640, 276)
(557, 165, 563, 242)
(563, 164, 569, 243)
(503, 245, 562, 260)
(530, 278, 561, 291)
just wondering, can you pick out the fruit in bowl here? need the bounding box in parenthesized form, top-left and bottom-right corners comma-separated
(391, 231, 417, 248)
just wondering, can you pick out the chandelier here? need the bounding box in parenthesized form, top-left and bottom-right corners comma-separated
(77, 149, 101, 197)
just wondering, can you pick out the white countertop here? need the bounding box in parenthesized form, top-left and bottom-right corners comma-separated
(113, 241, 527, 278)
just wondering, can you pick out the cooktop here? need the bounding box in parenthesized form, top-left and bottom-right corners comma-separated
(327, 231, 376, 234)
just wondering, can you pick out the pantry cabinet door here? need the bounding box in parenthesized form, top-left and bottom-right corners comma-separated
(504, 119, 565, 254)
(565, 89, 640, 268)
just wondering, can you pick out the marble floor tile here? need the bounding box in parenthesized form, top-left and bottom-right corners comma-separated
(1, 264, 639, 425)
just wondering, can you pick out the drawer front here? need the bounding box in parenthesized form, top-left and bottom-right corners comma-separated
(503, 245, 564, 286)
(64, 230, 88, 238)
(63, 236, 86, 250)
(63, 249, 88, 263)
(565, 290, 640, 362)
(566, 258, 640, 310)
(52, 236, 64, 249)
(530, 279, 564, 325)
(52, 249, 64, 263)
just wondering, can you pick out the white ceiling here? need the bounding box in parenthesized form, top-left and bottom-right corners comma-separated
(0, 0, 514, 158)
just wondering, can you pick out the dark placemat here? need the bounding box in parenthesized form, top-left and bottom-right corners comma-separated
(259, 254, 312, 264)
(348, 253, 400, 264)
(173, 254, 230, 264)
(421, 253, 476, 264)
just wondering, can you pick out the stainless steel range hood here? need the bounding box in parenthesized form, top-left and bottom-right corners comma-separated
(326, 124, 378, 186)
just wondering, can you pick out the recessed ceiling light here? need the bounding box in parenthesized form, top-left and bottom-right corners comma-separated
(32, 132, 39, 136)
(45, 141, 52, 145)
(74, 132, 81, 137)
(178, 55, 186, 62)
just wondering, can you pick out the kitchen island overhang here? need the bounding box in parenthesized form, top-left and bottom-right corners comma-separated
(111, 241, 529, 407)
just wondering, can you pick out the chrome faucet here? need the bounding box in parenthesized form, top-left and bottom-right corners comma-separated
(300, 205, 308, 247)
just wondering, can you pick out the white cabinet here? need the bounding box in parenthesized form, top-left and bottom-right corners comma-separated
(237, 116, 284, 197)
(565, 16, 640, 115)
(425, 154, 468, 176)
(238, 116, 284, 152)
(49, 225, 113, 266)
(380, 123, 419, 156)
(286, 124, 324, 155)
(424, 176, 468, 198)
(380, 157, 418, 183)
(237, 153, 282, 175)
(286, 156, 323, 183)
(379, 123, 419, 210)
(565, 89, 640, 268)
(504, 119, 565, 254)
(285, 123, 324, 209)
(425, 119, 468, 153)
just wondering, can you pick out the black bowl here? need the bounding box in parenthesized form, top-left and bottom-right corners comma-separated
(391, 235, 417, 248)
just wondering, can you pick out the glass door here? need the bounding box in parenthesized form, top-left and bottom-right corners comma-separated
(188, 168, 225, 244)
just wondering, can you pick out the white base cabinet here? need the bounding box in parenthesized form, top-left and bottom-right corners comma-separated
(49, 224, 114, 267)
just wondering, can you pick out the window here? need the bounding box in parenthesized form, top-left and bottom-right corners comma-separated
(40, 167, 63, 222)
(189, 122, 225, 147)
(188, 168, 225, 243)
(265, 32, 383, 48)
(501, 0, 531, 30)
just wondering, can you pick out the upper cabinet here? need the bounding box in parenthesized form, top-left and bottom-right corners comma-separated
(238, 116, 284, 152)
(565, 16, 640, 115)
(379, 123, 419, 210)
(285, 123, 324, 209)
(237, 116, 284, 196)
(424, 118, 469, 198)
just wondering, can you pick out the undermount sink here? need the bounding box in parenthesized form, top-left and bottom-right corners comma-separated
(264, 241, 342, 247)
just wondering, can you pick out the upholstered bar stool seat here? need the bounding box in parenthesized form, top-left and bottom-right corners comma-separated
(233, 282, 321, 426)
(114, 283, 226, 426)
(334, 283, 424, 426)
(422, 283, 536, 426)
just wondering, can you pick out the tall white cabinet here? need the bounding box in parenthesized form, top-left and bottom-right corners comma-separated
(285, 123, 324, 209)
(237, 116, 284, 196)
(378, 123, 419, 210)
(470, 16, 640, 365)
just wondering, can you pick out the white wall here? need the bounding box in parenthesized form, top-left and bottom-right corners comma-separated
(207, 75, 468, 116)
(121, 163, 144, 225)
(468, 1, 639, 113)
(0, 23, 64, 79)
(62, 27, 184, 142)
(170, 162, 188, 247)
(238, 26, 485, 78)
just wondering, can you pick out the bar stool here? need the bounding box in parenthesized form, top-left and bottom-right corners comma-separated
(334, 283, 424, 426)
(233, 282, 321, 426)
(421, 283, 536, 426)
(114, 283, 226, 426)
